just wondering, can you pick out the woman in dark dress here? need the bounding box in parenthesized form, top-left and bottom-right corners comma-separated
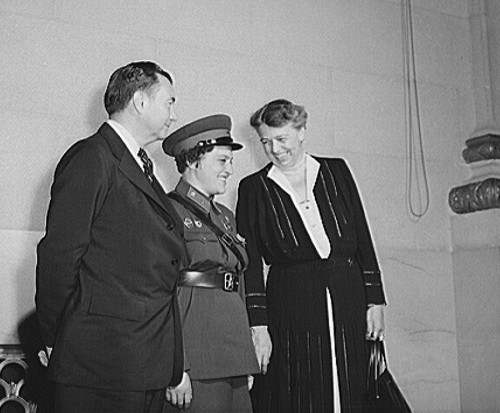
(236, 99, 386, 412)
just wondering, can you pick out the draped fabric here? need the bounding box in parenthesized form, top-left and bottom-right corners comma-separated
(236, 157, 386, 412)
(250, 259, 368, 413)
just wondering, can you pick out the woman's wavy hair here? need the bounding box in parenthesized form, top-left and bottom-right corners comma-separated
(249, 99, 308, 133)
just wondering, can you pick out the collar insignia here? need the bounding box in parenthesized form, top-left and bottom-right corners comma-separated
(184, 217, 194, 229)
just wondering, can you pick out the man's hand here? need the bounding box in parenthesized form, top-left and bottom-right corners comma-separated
(248, 375, 254, 390)
(165, 372, 192, 410)
(251, 326, 272, 374)
(38, 347, 52, 367)
(366, 305, 385, 341)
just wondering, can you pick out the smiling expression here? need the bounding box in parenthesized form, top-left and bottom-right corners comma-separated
(258, 123, 305, 170)
(189, 146, 234, 197)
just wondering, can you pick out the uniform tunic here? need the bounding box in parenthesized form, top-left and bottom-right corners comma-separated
(168, 179, 259, 381)
(236, 157, 386, 413)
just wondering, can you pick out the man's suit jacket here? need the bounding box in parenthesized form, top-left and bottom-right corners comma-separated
(36, 123, 186, 391)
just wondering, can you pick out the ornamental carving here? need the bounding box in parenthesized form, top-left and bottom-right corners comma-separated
(0, 346, 37, 412)
(449, 178, 500, 214)
(462, 134, 500, 163)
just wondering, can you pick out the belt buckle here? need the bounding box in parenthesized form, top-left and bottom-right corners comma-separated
(223, 272, 239, 292)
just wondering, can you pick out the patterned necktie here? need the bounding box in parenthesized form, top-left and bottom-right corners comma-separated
(138, 148, 154, 184)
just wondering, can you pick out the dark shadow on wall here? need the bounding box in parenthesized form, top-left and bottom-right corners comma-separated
(13, 148, 56, 411)
(10, 123, 55, 409)
(13, 84, 107, 412)
(17, 311, 54, 413)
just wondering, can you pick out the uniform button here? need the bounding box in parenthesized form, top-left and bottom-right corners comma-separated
(171, 259, 179, 266)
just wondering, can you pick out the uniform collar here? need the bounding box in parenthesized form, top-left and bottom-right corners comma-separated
(175, 178, 222, 215)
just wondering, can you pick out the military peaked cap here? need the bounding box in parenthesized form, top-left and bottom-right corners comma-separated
(163, 114, 243, 156)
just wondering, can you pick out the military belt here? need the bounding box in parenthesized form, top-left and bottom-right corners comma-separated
(179, 268, 239, 292)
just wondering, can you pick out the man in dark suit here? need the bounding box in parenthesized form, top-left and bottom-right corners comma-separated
(35, 61, 187, 413)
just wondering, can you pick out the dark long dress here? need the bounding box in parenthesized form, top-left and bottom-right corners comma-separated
(236, 157, 386, 413)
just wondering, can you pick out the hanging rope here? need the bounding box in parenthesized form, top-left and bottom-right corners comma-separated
(401, 0, 430, 220)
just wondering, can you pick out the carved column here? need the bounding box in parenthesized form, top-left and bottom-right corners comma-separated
(448, 0, 500, 214)
(449, 4, 500, 412)
(449, 135, 500, 213)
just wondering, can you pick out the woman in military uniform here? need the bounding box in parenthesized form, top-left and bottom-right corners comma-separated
(162, 114, 259, 413)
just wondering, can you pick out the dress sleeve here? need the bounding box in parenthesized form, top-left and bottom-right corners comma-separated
(339, 160, 387, 306)
(236, 177, 268, 326)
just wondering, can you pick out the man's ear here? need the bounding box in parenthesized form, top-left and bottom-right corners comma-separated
(132, 90, 146, 113)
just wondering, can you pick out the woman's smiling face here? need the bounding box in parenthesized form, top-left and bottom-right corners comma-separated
(258, 123, 305, 170)
(189, 146, 234, 197)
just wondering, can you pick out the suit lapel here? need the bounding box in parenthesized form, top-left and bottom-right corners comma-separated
(118, 149, 162, 204)
(97, 123, 183, 233)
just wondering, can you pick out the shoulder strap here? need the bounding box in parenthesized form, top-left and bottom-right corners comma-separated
(169, 192, 247, 269)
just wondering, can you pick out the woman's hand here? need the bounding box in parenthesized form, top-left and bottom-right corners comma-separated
(251, 326, 273, 374)
(165, 372, 192, 410)
(366, 305, 385, 341)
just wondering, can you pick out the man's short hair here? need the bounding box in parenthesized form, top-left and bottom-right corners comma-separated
(104, 61, 173, 116)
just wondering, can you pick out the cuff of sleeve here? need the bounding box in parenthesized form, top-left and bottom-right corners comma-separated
(365, 286, 387, 306)
(183, 353, 190, 372)
(248, 307, 268, 327)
